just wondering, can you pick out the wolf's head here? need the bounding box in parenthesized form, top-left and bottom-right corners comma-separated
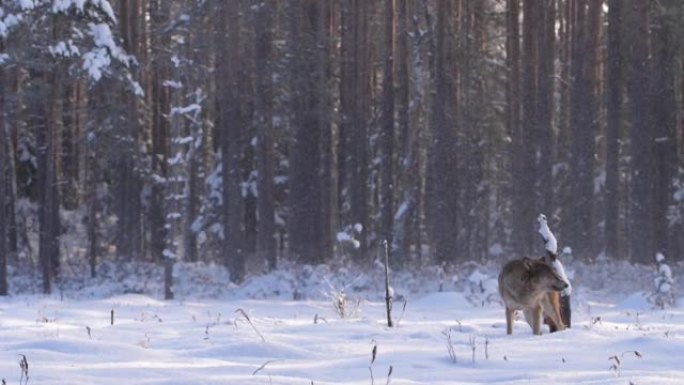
(522, 257, 568, 292)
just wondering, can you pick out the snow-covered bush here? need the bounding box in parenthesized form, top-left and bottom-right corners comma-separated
(336, 223, 363, 263)
(652, 252, 675, 309)
(464, 269, 499, 307)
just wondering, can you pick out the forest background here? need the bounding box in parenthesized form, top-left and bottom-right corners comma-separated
(0, 0, 682, 297)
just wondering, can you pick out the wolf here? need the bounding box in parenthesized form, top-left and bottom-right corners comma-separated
(498, 257, 568, 335)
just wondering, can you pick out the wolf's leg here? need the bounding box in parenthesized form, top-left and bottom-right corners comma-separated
(533, 305, 543, 335)
(524, 305, 543, 335)
(542, 293, 565, 332)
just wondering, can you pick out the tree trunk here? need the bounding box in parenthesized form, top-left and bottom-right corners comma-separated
(568, 0, 600, 260)
(116, 0, 144, 262)
(254, 0, 277, 271)
(38, 67, 64, 294)
(150, 0, 170, 263)
(380, 0, 395, 261)
(428, 0, 459, 264)
(536, 0, 555, 215)
(0, 59, 7, 296)
(604, 0, 622, 259)
(288, 0, 326, 265)
(339, 0, 370, 264)
(556, 0, 572, 242)
(394, 0, 414, 267)
(627, 0, 654, 263)
(319, 0, 336, 267)
(218, 0, 245, 282)
(184, 118, 200, 263)
(61, 80, 80, 210)
(512, 0, 538, 256)
(86, 154, 99, 279)
(651, 0, 679, 258)
(506, 0, 522, 255)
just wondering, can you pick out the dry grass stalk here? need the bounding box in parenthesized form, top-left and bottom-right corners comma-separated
(469, 336, 476, 364)
(252, 360, 276, 375)
(443, 328, 457, 363)
(383, 240, 393, 328)
(19, 354, 28, 385)
(235, 308, 266, 342)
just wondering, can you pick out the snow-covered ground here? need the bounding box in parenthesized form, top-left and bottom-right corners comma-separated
(1, 261, 683, 384)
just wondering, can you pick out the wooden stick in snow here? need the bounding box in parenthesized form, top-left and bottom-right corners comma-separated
(384, 240, 393, 327)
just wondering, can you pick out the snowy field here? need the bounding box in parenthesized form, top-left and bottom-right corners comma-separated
(1, 262, 683, 384)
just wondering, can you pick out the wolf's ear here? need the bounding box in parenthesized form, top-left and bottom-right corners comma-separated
(521, 257, 533, 282)
(522, 257, 533, 270)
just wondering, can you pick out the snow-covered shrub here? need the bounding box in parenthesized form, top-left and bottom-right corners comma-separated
(464, 269, 499, 307)
(319, 267, 365, 318)
(652, 252, 675, 309)
(336, 223, 363, 263)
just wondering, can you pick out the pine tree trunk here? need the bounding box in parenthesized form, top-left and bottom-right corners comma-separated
(513, 0, 538, 256)
(536, 0, 555, 215)
(568, 0, 600, 260)
(651, 0, 679, 258)
(183, 95, 200, 263)
(604, 0, 623, 259)
(116, 0, 143, 261)
(0, 59, 7, 296)
(339, 0, 370, 264)
(61, 80, 79, 210)
(319, 0, 336, 266)
(394, 0, 414, 267)
(254, 0, 277, 270)
(627, 0, 654, 263)
(38, 66, 64, 294)
(428, 0, 459, 264)
(506, 0, 523, 255)
(380, 0, 395, 261)
(149, 0, 171, 265)
(288, 0, 326, 265)
(219, 0, 245, 282)
(86, 152, 99, 278)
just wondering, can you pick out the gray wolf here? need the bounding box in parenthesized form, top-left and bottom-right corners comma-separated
(498, 257, 568, 335)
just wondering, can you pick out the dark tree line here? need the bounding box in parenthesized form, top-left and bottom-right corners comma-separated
(0, 0, 682, 295)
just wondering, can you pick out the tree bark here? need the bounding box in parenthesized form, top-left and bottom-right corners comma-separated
(380, 0, 395, 260)
(254, 0, 277, 271)
(428, 0, 459, 264)
(116, 0, 144, 261)
(0, 57, 7, 296)
(150, 0, 171, 265)
(38, 67, 63, 294)
(568, 0, 600, 260)
(218, 0, 245, 282)
(288, 0, 326, 265)
(339, 0, 370, 264)
(506, 0, 523, 255)
(536, 0, 555, 215)
(394, 0, 414, 267)
(604, 0, 622, 259)
(627, 0, 654, 263)
(651, 0, 679, 258)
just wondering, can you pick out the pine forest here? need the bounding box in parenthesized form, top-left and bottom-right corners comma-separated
(0, 0, 682, 296)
